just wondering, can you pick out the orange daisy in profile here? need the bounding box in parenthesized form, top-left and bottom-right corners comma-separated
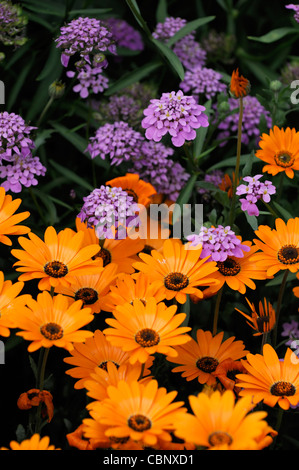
(0, 271, 32, 337)
(0, 434, 60, 450)
(103, 297, 191, 364)
(212, 358, 248, 395)
(235, 297, 276, 336)
(237, 344, 299, 410)
(230, 68, 250, 98)
(11, 226, 101, 291)
(63, 330, 153, 389)
(54, 263, 118, 314)
(166, 329, 248, 386)
(101, 272, 165, 313)
(15, 291, 94, 352)
(0, 187, 30, 246)
(174, 389, 275, 450)
(251, 217, 299, 276)
(255, 126, 299, 179)
(83, 379, 186, 447)
(133, 238, 220, 304)
(75, 217, 144, 274)
(106, 173, 157, 207)
(218, 172, 239, 199)
(202, 241, 268, 297)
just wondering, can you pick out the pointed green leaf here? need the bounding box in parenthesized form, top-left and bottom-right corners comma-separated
(151, 38, 185, 80)
(248, 27, 298, 43)
(167, 16, 215, 47)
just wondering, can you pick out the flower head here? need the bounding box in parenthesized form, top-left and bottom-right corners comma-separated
(281, 320, 299, 346)
(0, 111, 36, 161)
(105, 18, 144, 51)
(180, 65, 227, 100)
(236, 174, 276, 217)
(17, 389, 54, 423)
(0, 1, 27, 48)
(286, 4, 299, 23)
(0, 153, 46, 193)
(105, 173, 157, 208)
(1, 434, 59, 450)
(230, 68, 250, 98)
(0, 187, 30, 246)
(235, 297, 276, 336)
(141, 90, 209, 147)
(66, 64, 109, 99)
(255, 126, 299, 179)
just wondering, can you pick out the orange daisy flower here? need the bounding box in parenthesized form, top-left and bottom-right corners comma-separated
(106, 173, 157, 207)
(0, 187, 30, 246)
(166, 329, 248, 386)
(235, 297, 276, 336)
(218, 172, 239, 199)
(237, 343, 299, 410)
(54, 263, 118, 314)
(174, 389, 275, 450)
(83, 379, 186, 447)
(103, 297, 191, 364)
(11, 226, 101, 291)
(63, 330, 153, 389)
(75, 217, 144, 274)
(251, 217, 299, 276)
(15, 291, 94, 352)
(133, 238, 220, 304)
(66, 424, 94, 450)
(255, 126, 299, 179)
(0, 271, 32, 337)
(212, 358, 248, 395)
(230, 68, 250, 98)
(1, 434, 60, 450)
(101, 272, 165, 313)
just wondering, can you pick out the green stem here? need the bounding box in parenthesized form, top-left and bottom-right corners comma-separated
(36, 97, 54, 128)
(276, 172, 285, 204)
(29, 188, 47, 224)
(272, 270, 289, 348)
(34, 347, 50, 434)
(262, 200, 280, 219)
(270, 407, 284, 449)
(212, 286, 223, 336)
(228, 96, 243, 227)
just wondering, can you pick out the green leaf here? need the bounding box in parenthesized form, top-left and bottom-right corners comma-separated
(104, 61, 161, 96)
(49, 159, 94, 192)
(30, 188, 58, 225)
(68, 8, 112, 17)
(248, 27, 298, 44)
(193, 100, 211, 158)
(167, 16, 215, 47)
(36, 43, 62, 81)
(272, 201, 294, 221)
(208, 154, 254, 171)
(244, 212, 258, 231)
(23, 2, 65, 16)
(156, 0, 168, 22)
(7, 55, 36, 111)
(172, 174, 197, 226)
(125, 0, 152, 36)
(151, 38, 185, 80)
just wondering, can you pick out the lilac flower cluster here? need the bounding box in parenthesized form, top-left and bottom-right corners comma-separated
(187, 225, 250, 262)
(285, 4, 299, 23)
(86, 121, 145, 165)
(55, 16, 116, 67)
(236, 175, 276, 217)
(0, 112, 46, 192)
(78, 185, 140, 239)
(180, 65, 227, 100)
(215, 96, 272, 146)
(129, 140, 190, 200)
(152, 16, 206, 70)
(66, 64, 109, 99)
(0, 0, 27, 48)
(141, 90, 209, 147)
(281, 320, 299, 346)
(198, 170, 224, 198)
(105, 18, 144, 51)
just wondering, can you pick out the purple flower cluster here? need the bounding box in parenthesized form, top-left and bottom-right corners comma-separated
(141, 90, 209, 147)
(152, 16, 206, 70)
(0, 112, 46, 192)
(0, 0, 27, 47)
(198, 170, 224, 198)
(55, 16, 116, 67)
(66, 64, 109, 99)
(187, 225, 250, 262)
(286, 4, 299, 23)
(86, 121, 144, 165)
(180, 65, 227, 100)
(215, 96, 272, 147)
(236, 175, 276, 217)
(78, 185, 140, 239)
(129, 140, 190, 200)
(281, 320, 299, 346)
(105, 18, 144, 51)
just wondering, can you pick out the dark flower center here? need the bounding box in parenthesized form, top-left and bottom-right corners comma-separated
(128, 414, 152, 432)
(208, 431, 233, 447)
(270, 381, 296, 397)
(164, 272, 189, 291)
(124, 188, 138, 203)
(274, 151, 294, 168)
(142, 245, 154, 255)
(196, 356, 219, 373)
(75, 287, 98, 305)
(40, 322, 63, 340)
(135, 328, 160, 347)
(217, 258, 241, 276)
(44, 260, 68, 278)
(98, 360, 120, 371)
(95, 247, 112, 266)
(277, 245, 299, 265)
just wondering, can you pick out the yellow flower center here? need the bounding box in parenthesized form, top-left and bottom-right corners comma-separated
(217, 258, 241, 276)
(274, 150, 295, 168)
(196, 356, 219, 373)
(128, 414, 152, 432)
(75, 287, 98, 305)
(44, 260, 68, 278)
(277, 245, 299, 265)
(95, 247, 112, 266)
(135, 328, 160, 348)
(164, 272, 189, 291)
(40, 322, 64, 340)
(270, 381, 296, 397)
(208, 431, 233, 447)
